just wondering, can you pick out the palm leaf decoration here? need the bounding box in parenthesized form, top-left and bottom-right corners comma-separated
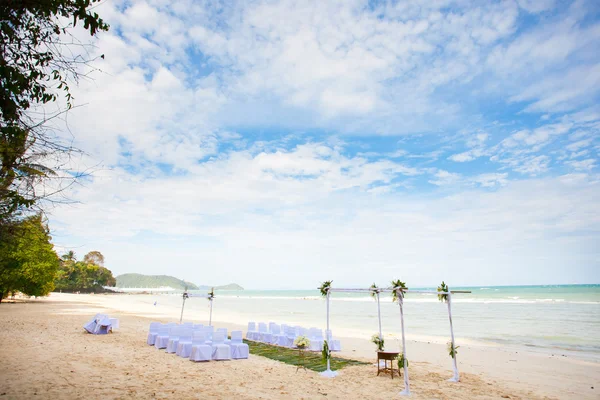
(447, 342, 460, 358)
(321, 340, 330, 363)
(397, 352, 408, 369)
(207, 287, 215, 301)
(390, 279, 407, 302)
(369, 283, 378, 299)
(319, 280, 332, 297)
(437, 281, 449, 303)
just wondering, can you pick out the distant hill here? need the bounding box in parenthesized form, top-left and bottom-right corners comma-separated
(116, 274, 199, 290)
(198, 283, 244, 291)
(115, 274, 244, 291)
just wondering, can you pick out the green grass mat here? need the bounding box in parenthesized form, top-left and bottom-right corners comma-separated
(244, 340, 369, 372)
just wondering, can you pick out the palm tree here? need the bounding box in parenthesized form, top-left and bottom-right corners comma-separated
(62, 251, 76, 262)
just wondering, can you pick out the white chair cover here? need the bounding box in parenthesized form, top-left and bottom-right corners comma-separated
(190, 332, 212, 362)
(154, 326, 171, 349)
(147, 322, 162, 345)
(326, 330, 341, 352)
(246, 322, 257, 340)
(175, 330, 193, 357)
(211, 331, 231, 360)
(309, 328, 324, 351)
(83, 314, 112, 335)
(230, 330, 249, 359)
(269, 324, 280, 344)
(257, 322, 268, 342)
(167, 327, 191, 353)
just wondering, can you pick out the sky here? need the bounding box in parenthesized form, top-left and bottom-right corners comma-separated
(47, 0, 599, 289)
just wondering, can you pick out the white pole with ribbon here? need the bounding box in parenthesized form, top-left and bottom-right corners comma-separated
(447, 288, 459, 382)
(320, 289, 338, 377)
(398, 289, 410, 396)
(179, 292, 188, 324)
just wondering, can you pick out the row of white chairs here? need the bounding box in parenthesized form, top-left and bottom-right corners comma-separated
(246, 322, 341, 352)
(147, 322, 249, 361)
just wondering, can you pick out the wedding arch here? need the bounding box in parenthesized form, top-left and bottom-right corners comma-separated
(318, 280, 469, 396)
(179, 288, 215, 325)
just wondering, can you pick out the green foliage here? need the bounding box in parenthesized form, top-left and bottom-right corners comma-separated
(207, 287, 215, 301)
(319, 280, 332, 297)
(321, 340, 330, 363)
(370, 283, 378, 299)
(0, 215, 60, 301)
(83, 250, 104, 266)
(54, 251, 116, 292)
(397, 352, 408, 369)
(115, 273, 199, 290)
(245, 340, 367, 372)
(438, 281, 449, 302)
(1, 0, 109, 223)
(371, 334, 384, 351)
(447, 342, 459, 358)
(0, 0, 109, 122)
(391, 279, 407, 303)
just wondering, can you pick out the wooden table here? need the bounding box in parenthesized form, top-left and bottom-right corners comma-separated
(377, 351, 400, 379)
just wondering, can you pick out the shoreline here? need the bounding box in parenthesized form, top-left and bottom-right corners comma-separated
(46, 293, 600, 398)
(48, 291, 600, 363)
(1, 294, 599, 399)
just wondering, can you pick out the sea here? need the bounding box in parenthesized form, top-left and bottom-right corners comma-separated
(136, 284, 600, 361)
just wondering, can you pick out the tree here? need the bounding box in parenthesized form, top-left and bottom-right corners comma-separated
(83, 250, 104, 266)
(54, 250, 115, 292)
(1, 0, 109, 224)
(62, 250, 76, 261)
(0, 214, 60, 302)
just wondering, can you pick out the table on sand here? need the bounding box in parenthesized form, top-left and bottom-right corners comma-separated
(377, 351, 400, 379)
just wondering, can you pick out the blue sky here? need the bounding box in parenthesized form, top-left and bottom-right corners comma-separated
(49, 0, 599, 289)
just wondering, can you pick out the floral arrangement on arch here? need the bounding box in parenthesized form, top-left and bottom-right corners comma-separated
(447, 341, 460, 358)
(207, 288, 215, 301)
(391, 279, 407, 303)
(397, 352, 408, 369)
(369, 283, 379, 299)
(437, 281, 449, 303)
(319, 280, 332, 297)
(294, 335, 311, 349)
(371, 334, 385, 351)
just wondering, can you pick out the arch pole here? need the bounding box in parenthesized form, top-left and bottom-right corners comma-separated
(398, 290, 410, 396)
(320, 290, 338, 377)
(447, 288, 459, 382)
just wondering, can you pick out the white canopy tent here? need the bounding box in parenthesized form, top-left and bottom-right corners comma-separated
(179, 291, 214, 325)
(320, 283, 469, 396)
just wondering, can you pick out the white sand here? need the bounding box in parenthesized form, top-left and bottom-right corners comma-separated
(0, 293, 598, 399)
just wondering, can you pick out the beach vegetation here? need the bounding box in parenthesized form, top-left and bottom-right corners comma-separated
(0, 214, 60, 302)
(245, 340, 367, 372)
(319, 280, 332, 297)
(391, 279, 407, 302)
(54, 250, 116, 293)
(1, 0, 109, 226)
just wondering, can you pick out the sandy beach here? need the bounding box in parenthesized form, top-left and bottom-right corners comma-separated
(0, 294, 598, 399)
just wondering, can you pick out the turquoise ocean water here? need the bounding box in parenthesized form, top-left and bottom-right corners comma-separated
(178, 285, 600, 360)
